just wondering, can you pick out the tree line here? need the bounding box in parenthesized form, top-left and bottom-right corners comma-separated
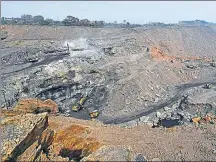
(1, 14, 137, 27)
(2, 14, 211, 28)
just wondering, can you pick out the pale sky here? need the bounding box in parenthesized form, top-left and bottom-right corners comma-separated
(2, 1, 216, 24)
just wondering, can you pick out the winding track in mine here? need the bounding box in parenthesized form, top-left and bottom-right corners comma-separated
(1, 54, 69, 75)
(1, 44, 216, 125)
(101, 79, 216, 124)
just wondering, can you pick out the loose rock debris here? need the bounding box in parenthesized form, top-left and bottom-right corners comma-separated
(2, 24, 216, 161)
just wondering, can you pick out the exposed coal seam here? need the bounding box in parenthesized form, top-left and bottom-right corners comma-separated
(35, 83, 77, 98)
(1, 54, 69, 75)
(3, 38, 59, 42)
(70, 48, 85, 51)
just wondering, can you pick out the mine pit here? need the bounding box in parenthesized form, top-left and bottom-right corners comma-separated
(2, 18, 216, 161)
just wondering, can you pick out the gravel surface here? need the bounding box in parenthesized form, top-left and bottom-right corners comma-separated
(49, 115, 216, 161)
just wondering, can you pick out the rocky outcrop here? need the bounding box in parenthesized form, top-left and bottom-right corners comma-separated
(13, 98, 58, 114)
(1, 112, 50, 161)
(1, 110, 102, 162)
(17, 127, 54, 161)
(1, 108, 152, 162)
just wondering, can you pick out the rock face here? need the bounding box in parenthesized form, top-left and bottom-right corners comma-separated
(13, 98, 58, 114)
(1, 112, 50, 161)
(81, 146, 132, 161)
(17, 127, 54, 161)
(1, 110, 104, 162)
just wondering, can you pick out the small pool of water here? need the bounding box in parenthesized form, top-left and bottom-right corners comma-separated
(157, 119, 181, 128)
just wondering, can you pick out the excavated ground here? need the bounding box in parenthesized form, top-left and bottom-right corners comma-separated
(1, 24, 216, 161)
(1, 25, 216, 125)
(48, 115, 216, 161)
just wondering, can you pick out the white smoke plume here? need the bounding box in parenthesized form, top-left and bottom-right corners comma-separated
(64, 38, 89, 49)
(63, 38, 99, 57)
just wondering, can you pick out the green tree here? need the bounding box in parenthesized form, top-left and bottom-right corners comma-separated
(21, 14, 33, 24)
(45, 18, 54, 25)
(40, 19, 54, 25)
(78, 19, 90, 26)
(62, 15, 79, 26)
(32, 15, 44, 24)
(1, 17, 7, 25)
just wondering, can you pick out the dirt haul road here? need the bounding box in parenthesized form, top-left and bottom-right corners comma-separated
(102, 77, 216, 124)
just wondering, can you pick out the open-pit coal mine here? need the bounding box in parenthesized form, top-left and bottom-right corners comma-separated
(2, 25, 216, 126)
(2, 24, 216, 161)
